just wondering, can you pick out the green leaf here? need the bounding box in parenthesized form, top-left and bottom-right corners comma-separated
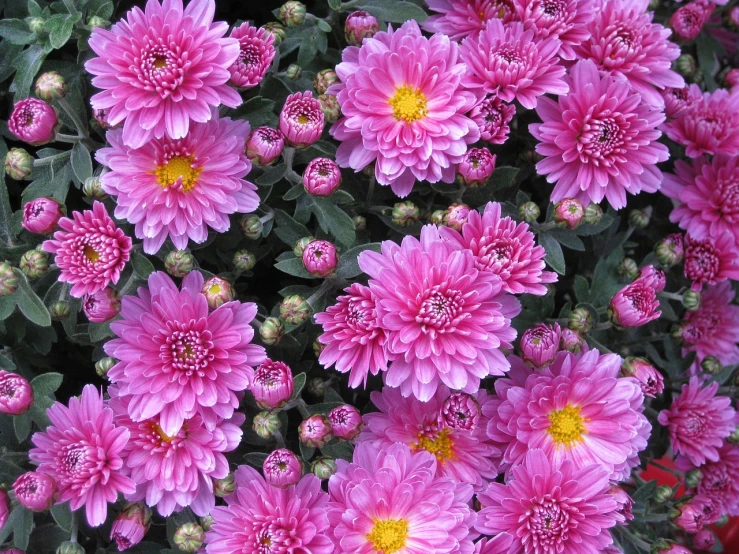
(308, 196, 356, 247)
(89, 321, 114, 342)
(573, 275, 591, 304)
(336, 243, 381, 279)
(30, 372, 63, 396)
(13, 269, 51, 327)
(590, 248, 624, 307)
(12, 506, 33, 550)
(299, 442, 315, 461)
(283, 184, 305, 201)
(132, 252, 155, 279)
(356, 0, 429, 23)
(547, 228, 585, 251)
(50, 503, 73, 532)
(11, 44, 46, 99)
(317, 19, 332, 32)
(306, 401, 344, 415)
(574, 213, 616, 236)
(87, 0, 115, 20)
(274, 209, 311, 247)
(539, 233, 566, 275)
(13, 412, 32, 443)
(328, 0, 341, 8)
(0, 138, 16, 247)
(232, 96, 277, 128)
(321, 440, 354, 461)
(0, 19, 35, 45)
(243, 452, 269, 468)
(0, 295, 17, 321)
(297, 26, 328, 66)
(291, 372, 307, 400)
(695, 32, 723, 91)
(256, 164, 287, 187)
(70, 141, 93, 183)
(274, 257, 316, 279)
(45, 14, 76, 50)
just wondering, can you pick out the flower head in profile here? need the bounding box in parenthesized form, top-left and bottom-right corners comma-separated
(531, 60, 668, 209)
(469, 94, 515, 144)
(8, 98, 58, 146)
(660, 84, 702, 120)
(422, 0, 515, 41)
(330, 20, 480, 197)
(85, 0, 242, 148)
(105, 271, 266, 436)
(358, 225, 520, 401)
(29, 385, 135, 527)
(609, 272, 662, 328)
(680, 442, 739, 515)
(228, 22, 275, 89)
(519, 323, 561, 368)
(683, 233, 739, 291)
(511, 0, 594, 60)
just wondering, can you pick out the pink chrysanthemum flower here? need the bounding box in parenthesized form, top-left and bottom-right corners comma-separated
(104, 271, 266, 436)
(658, 376, 736, 466)
(663, 155, 739, 245)
(474, 535, 515, 554)
(440, 202, 557, 296)
(608, 274, 662, 328)
(228, 22, 275, 89)
(328, 442, 476, 554)
(680, 442, 739, 515)
(85, 0, 242, 149)
(572, 0, 683, 107)
(683, 233, 739, 291)
(29, 385, 135, 527)
(660, 84, 702, 120)
(359, 386, 500, 490)
(460, 19, 568, 110)
(469, 94, 515, 144)
(422, 0, 515, 41)
(511, 0, 594, 60)
(329, 20, 480, 197)
(663, 88, 739, 157)
(670, 0, 714, 41)
(206, 465, 333, 554)
(358, 225, 520, 401)
(531, 60, 668, 209)
(43, 201, 132, 298)
(476, 449, 620, 554)
(315, 283, 388, 389)
(96, 112, 258, 255)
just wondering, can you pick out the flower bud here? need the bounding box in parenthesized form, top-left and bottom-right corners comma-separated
(685, 468, 702, 489)
(200, 515, 215, 532)
(0, 263, 18, 297)
(110, 502, 151, 551)
(87, 15, 109, 29)
(670, 1, 713, 42)
(608, 485, 634, 521)
(520, 323, 561, 369)
(82, 176, 106, 199)
(173, 522, 205, 553)
(22, 197, 63, 234)
(620, 357, 664, 397)
(0, 488, 9, 532)
(293, 236, 314, 257)
(727, 426, 739, 445)
(239, 214, 264, 240)
(260, 317, 285, 345)
(700, 355, 721, 374)
(213, 473, 235, 498)
(724, 67, 739, 89)
(671, 322, 687, 342)
(440, 392, 480, 431)
(286, 63, 303, 80)
(654, 485, 673, 503)
(164, 250, 194, 278)
(299, 415, 333, 448)
(95, 357, 116, 378)
(353, 215, 367, 231)
(682, 290, 701, 311)
(673, 497, 706, 532)
(303, 157, 342, 197)
(361, 164, 375, 178)
(28, 17, 45, 33)
(83, 288, 121, 323)
(20, 249, 49, 280)
(639, 265, 666, 293)
(280, 295, 310, 325)
(311, 456, 338, 479)
(253, 410, 281, 439)
(313, 338, 324, 359)
(692, 529, 715, 550)
(559, 328, 584, 353)
(583, 203, 603, 225)
(35, 71, 67, 101)
(345, 11, 380, 45)
(8, 98, 59, 146)
(317, 94, 341, 123)
(302, 239, 337, 277)
(50, 301, 70, 320)
(456, 147, 496, 188)
(554, 198, 584, 229)
(57, 541, 85, 554)
(280, 92, 324, 148)
(676, 53, 698, 80)
(443, 203, 470, 231)
(430, 209, 446, 226)
(263, 448, 303, 488)
(4, 148, 33, 180)
(328, 404, 363, 440)
(617, 258, 639, 281)
(279, 1, 306, 27)
(518, 201, 540, 224)
(252, 359, 294, 409)
(568, 306, 592, 333)
(628, 208, 650, 229)
(13, 472, 57, 511)
(92, 108, 114, 130)
(245, 127, 284, 166)
(609, 277, 661, 328)
(307, 377, 326, 397)
(655, 234, 684, 268)
(233, 250, 257, 272)
(727, 6, 739, 31)
(262, 22, 286, 45)
(201, 276, 234, 310)
(392, 201, 420, 227)
(314, 69, 339, 95)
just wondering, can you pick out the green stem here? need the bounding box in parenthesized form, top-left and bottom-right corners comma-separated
(259, 205, 275, 225)
(118, 272, 139, 297)
(534, 221, 557, 233)
(33, 151, 71, 166)
(70, 511, 78, 543)
(56, 97, 88, 139)
(61, 0, 76, 14)
(649, 460, 683, 477)
(282, 147, 302, 184)
(55, 133, 82, 144)
(586, 334, 612, 353)
(364, 176, 376, 209)
(273, 429, 287, 449)
(659, 291, 684, 303)
(306, 278, 334, 310)
(296, 398, 311, 419)
(591, 322, 612, 332)
(617, 333, 672, 348)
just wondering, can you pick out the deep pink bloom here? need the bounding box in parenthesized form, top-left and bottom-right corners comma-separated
(683, 233, 739, 291)
(559, 328, 584, 353)
(344, 11, 380, 46)
(85, 0, 242, 149)
(670, 1, 714, 41)
(609, 274, 662, 328)
(262, 448, 303, 488)
(12, 472, 58, 511)
(206, 465, 332, 554)
(302, 239, 337, 277)
(0, 370, 33, 415)
(457, 148, 496, 187)
(358, 225, 520, 401)
(96, 112, 258, 255)
(299, 415, 333, 448)
(328, 404, 363, 441)
(43, 201, 132, 298)
(674, 495, 719, 531)
(251, 359, 294, 410)
(279, 91, 324, 148)
(639, 265, 666, 293)
(727, 68, 739, 90)
(0, 489, 9, 531)
(554, 198, 584, 229)
(22, 197, 63, 234)
(440, 392, 482, 431)
(520, 323, 561, 368)
(685, 442, 739, 515)
(476, 449, 620, 554)
(531, 60, 668, 209)
(29, 385, 135, 527)
(423, 0, 515, 41)
(660, 85, 702, 120)
(303, 157, 342, 196)
(470, 94, 515, 144)
(460, 19, 568, 109)
(440, 202, 557, 296)
(511, 0, 594, 60)
(315, 283, 389, 388)
(329, 20, 480, 197)
(228, 22, 275, 89)
(621, 357, 664, 398)
(609, 485, 634, 522)
(8, 98, 58, 146)
(474, 535, 515, 554)
(110, 503, 152, 552)
(328, 442, 476, 554)
(693, 529, 716, 550)
(245, 126, 284, 166)
(658, 376, 736, 466)
(83, 287, 121, 323)
(105, 271, 266, 436)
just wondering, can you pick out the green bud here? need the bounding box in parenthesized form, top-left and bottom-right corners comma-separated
(430, 210, 446, 226)
(647, 0, 659, 10)
(200, 514, 215, 532)
(583, 203, 603, 226)
(317, 93, 341, 124)
(87, 15, 108, 29)
(233, 250, 257, 272)
(4, 148, 33, 180)
(240, 214, 263, 240)
(727, 426, 739, 445)
(671, 323, 686, 342)
(0, 262, 19, 296)
(20, 249, 49, 280)
(311, 456, 338, 479)
(682, 290, 701, 311)
(617, 258, 639, 280)
(628, 208, 650, 229)
(213, 473, 235, 498)
(654, 484, 673, 503)
(676, 53, 698, 80)
(353, 214, 367, 231)
(685, 468, 702, 489)
(253, 410, 282, 439)
(173, 522, 205, 553)
(280, 295, 310, 325)
(202, 276, 235, 310)
(313, 338, 325, 359)
(262, 22, 286, 45)
(392, 201, 420, 227)
(518, 201, 540, 224)
(655, 234, 684, 268)
(164, 250, 195, 278)
(35, 71, 67, 101)
(57, 541, 85, 554)
(82, 176, 106, 199)
(95, 357, 117, 377)
(279, 1, 307, 27)
(50, 300, 70, 320)
(518, 149, 539, 164)
(260, 317, 285, 345)
(701, 355, 721, 374)
(307, 377, 326, 397)
(293, 236, 314, 257)
(715, 514, 729, 527)
(568, 307, 593, 334)
(314, 69, 339, 95)
(27, 17, 45, 34)
(361, 164, 375, 178)
(286, 64, 302, 80)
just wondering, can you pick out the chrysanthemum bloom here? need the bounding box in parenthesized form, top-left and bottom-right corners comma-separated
(315, 283, 389, 388)
(520, 323, 561, 368)
(302, 239, 337, 277)
(663, 88, 739, 157)
(609, 485, 634, 522)
(360, 386, 500, 490)
(660, 85, 702, 120)
(299, 415, 333, 448)
(531, 60, 668, 209)
(457, 148, 496, 187)
(12, 471, 58, 511)
(329, 21, 481, 197)
(110, 503, 151, 552)
(206, 465, 333, 554)
(344, 10, 380, 45)
(227, 22, 275, 89)
(245, 126, 284, 166)
(0, 370, 33, 415)
(96, 113, 258, 255)
(489, 350, 650, 481)
(8, 98, 58, 146)
(279, 91, 325, 148)
(85, 0, 242, 149)
(440, 202, 557, 296)
(262, 448, 303, 488)
(609, 276, 662, 328)
(474, 534, 515, 554)
(328, 442, 476, 554)
(663, 156, 739, 244)
(683, 233, 739, 291)
(477, 449, 619, 554)
(303, 157, 342, 196)
(82, 287, 119, 323)
(460, 19, 567, 110)
(511, 0, 594, 60)
(423, 0, 515, 41)
(670, 1, 714, 41)
(22, 197, 63, 234)
(328, 404, 363, 440)
(251, 359, 294, 410)
(621, 357, 664, 397)
(43, 201, 131, 298)
(673, 495, 719, 531)
(105, 271, 266, 436)
(680, 442, 739, 515)
(29, 385, 135, 526)
(469, 94, 515, 144)
(440, 392, 481, 431)
(358, 225, 520, 400)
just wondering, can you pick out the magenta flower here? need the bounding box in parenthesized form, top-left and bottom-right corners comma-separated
(674, 495, 720, 531)
(423, 0, 515, 41)
(299, 415, 333, 448)
(43, 201, 132, 298)
(609, 275, 662, 328)
(520, 323, 561, 368)
(474, 535, 515, 554)
(531, 60, 668, 209)
(83, 287, 121, 323)
(85, 0, 242, 149)
(105, 271, 266, 436)
(512, 0, 594, 60)
(245, 126, 284, 166)
(329, 20, 480, 197)
(457, 147, 496, 187)
(621, 357, 664, 398)
(328, 442, 476, 554)
(670, 1, 714, 41)
(12, 472, 58, 511)
(279, 91, 325, 148)
(681, 442, 739, 515)
(328, 404, 363, 441)
(227, 22, 275, 89)
(110, 503, 151, 552)
(470, 94, 515, 144)
(358, 225, 520, 401)
(29, 385, 135, 527)
(251, 359, 294, 410)
(344, 11, 380, 45)
(96, 112, 258, 255)
(440, 392, 482, 431)
(440, 202, 557, 296)
(0, 489, 9, 531)
(302, 239, 337, 277)
(315, 283, 389, 388)
(206, 465, 332, 554)
(683, 233, 739, 291)
(22, 197, 63, 235)
(262, 448, 303, 488)
(303, 157, 342, 196)
(8, 98, 58, 146)
(661, 84, 702, 120)
(0, 370, 33, 415)
(658, 376, 736, 466)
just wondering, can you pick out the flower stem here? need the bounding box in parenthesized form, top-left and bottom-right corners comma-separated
(55, 133, 82, 143)
(364, 176, 376, 208)
(56, 97, 88, 139)
(259, 205, 275, 225)
(282, 147, 302, 184)
(33, 151, 71, 166)
(70, 511, 79, 543)
(659, 291, 684, 303)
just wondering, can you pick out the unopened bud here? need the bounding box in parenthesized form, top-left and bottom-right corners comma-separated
(95, 357, 116, 377)
(298, 415, 333, 448)
(314, 69, 338, 95)
(311, 456, 338, 479)
(87, 15, 108, 29)
(0, 263, 18, 296)
(568, 307, 593, 334)
(655, 234, 684, 268)
(213, 474, 235, 498)
(430, 209, 446, 226)
(202, 276, 234, 309)
(629, 208, 650, 229)
(392, 201, 420, 227)
(293, 236, 314, 257)
(280, 295, 310, 325)
(260, 317, 285, 345)
(27, 17, 45, 33)
(654, 485, 673, 503)
(317, 94, 341, 123)
(518, 201, 540, 224)
(682, 290, 701, 311)
(233, 250, 257, 272)
(253, 411, 282, 439)
(200, 515, 215, 532)
(685, 468, 702, 489)
(286, 63, 302, 80)
(700, 355, 721, 374)
(50, 300, 70, 320)
(164, 250, 194, 278)
(173, 523, 205, 553)
(4, 148, 33, 180)
(57, 541, 85, 554)
(279, 1, 307, 27)
(262, 22, 286, 45)
(554, 198, 584, 230)
(583, 203, 603, 225)
(443, 203, 470, 231)
(307, 377, 326, 397)
(35, 71, 67, 101)
(20, 249, 49, 280)
(313, 338, 325, 359)
(240, 214, 263, 240)
(353, 215, 367, 231)
(82, 176, 106, 199)
(617, 258, 639, 280)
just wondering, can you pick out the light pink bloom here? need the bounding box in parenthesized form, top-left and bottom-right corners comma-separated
(12, 472, 58, 511)
(262, 448, 303, 488)
(531, 60, 668, 209)
(520, 323, 561, 368)
(251, 359, 294, 410)
(105, 271, 266, 436)
(22, 197, 63, 234)
(206, 465, 332, 554)
(85, 0, 242, 149)
(554, 198, 585, 229)
(457, 148, 496, 187)
(0, 370, 33, 415)
(683, 233, 739, 291)
(358, 225, 520, 401)
(621, 357, 664, 398)
(660, 84, 702, 120)
(609, 274, 662, 328)
(460, 19, 568, 109)
(43, 201, 131, 298)
(470, 94, 515, 144)
(328, 442, 476, 554)
(658, 376, 736, 466)
(511, 0, 594, 60)
(8, 98, 58, 146)
(245, 126, 284, 166)
(110, 503, 151, 552)
(279, 91, 324, 148)
(83, 287, 121, 323)
(329, 20, 480, 197)
(670, 1, 714, 41)
(29, 385, 135, 527)
(474, 534, 515, 554)
(228, 22, 275, 89)
(328, 405, 363, 441)
(423, 0, 515, 41)
(302, 239, 337, 277)
(303, 157, 342, 196)
(559, 328, 584, 353)
(440, 202, 557, 296)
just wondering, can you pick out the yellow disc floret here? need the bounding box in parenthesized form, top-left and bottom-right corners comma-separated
(548, 404, 587, 446)
(413, 427, 456, 463)
(367, 518, 408, 554)
(154, 155, 202, 193)
(389, 85, 428, 123)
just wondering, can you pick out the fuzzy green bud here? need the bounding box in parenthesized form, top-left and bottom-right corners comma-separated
(173, 523, 205, 553)
(311, 456, 338, 479)
(50, 300, 70, 320)
(617, 258, 639, 280)
(200, 515, 215, 532)
(57, 541, 85, 554)
(253, 410, 282, 439)
(317, 93, 341, 123)
(313, 338, 325, 359)
(568, 307, 593, 334)
(27, 17, 45, 33)
(95, 357, 116, 377)
(262, 22, 286, 45)
(279, 1, 307, 27)
(654, 485, 673, 503)
(676, 54, 698, 81)
(701, 356, 721, 375)
(685, 468, 702, 489)
(293, 236, 314, 257)
(233, 250, 257, 272)
(87, 15, 108, 29)
(240, 214, 263, 240)
(201, 276, 235, 310)
(430, 210, 446, 226)
(260, 317, 285, 345)
(392, 201, 420, 227)
(314, 69, 339, 95)
(583, 203, 603, 226)
(307, 377, 326, 397)
(518, 201, 540, 224)
(5, 148, 33, 180)
(682, 290, 701, 311)
(20, 249, 49, 280)
(286, 64, 302, 80)
(35, 71, 67, 101)
(628, 208, 650, 229)
(213, 473, 235, 498)
(82, 176, 106, 199)
(353, 214, 367, 231)
(280, 295, 310, 325)
(164, 250, 194, 278)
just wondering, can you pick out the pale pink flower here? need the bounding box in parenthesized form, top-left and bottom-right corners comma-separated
(228, 22, 275, 89)
(469, 94, 515, 144)
(8, 98, 58, 146)
(423, 0, 515, 41)
(83, 287, 121, 323)
(683, 233, 739, 291)
(0, 370, 33, 415)
(660, 85, 702, 120)
(511, 0, 594, 60)
(279, 92, 324, 148)
(110, 503, 151, 552)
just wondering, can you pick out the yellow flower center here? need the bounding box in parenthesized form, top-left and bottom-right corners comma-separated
(84, 245, 100, 263)
(389, 85, 427, 123)
(151, 422, 174, 443)
(367, 518, 408, 554)
(154, 57, 168, 69)
(209, 283, 221, 294)
(154, 155, 202, 193)
(413, 428, 456, 463)
(548, 404, 587, 446)
(297, 114, 309, 125)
